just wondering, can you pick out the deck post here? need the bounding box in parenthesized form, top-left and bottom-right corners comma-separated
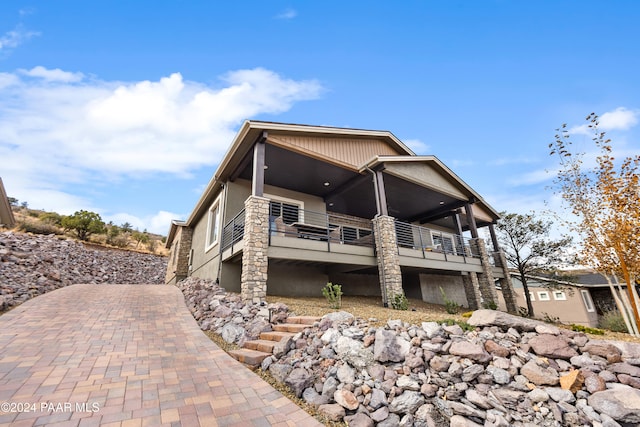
(462, 272, 482, 310)
(240, 195, 270, 303)
(472, 237, 499, 306)
(372, 215, 403, 307)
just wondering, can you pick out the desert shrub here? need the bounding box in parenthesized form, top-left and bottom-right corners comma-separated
(482, 300, 498, 310)
(18, 220, 61, 235)
(321, 282, 343, 309)
(390, 293, 409, 310)
(38, 211, 64, 226)
(598, 309, 628, 333)
(518, 306, 530, 317)
(442, 318, 475, 332)
(440, 287, 460, 314)
(542, 312, 561, 324)
(147, 239, 158, 254)
(571, 324, 605, 335)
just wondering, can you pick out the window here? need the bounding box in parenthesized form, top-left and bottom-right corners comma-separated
(537, 291, 550, 301)
(581, 290, 595, 312)
(206, 197, 221, 250)
(341, 226, 372, 242)
(528, 291, 535, 301)
(433, 233, 455, 254)
(266, 194, 303, 225)
(553, 291, 567, 301)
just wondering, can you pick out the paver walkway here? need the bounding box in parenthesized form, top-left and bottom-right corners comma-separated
(0, 284, 323, 427)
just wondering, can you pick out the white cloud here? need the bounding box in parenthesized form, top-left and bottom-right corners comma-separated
(275, 8, 297, 19)
(0, 26, 39, 50)
(0, 66, 323, 233)
(569, 107, 639, 135)
(20, 66, 84, 83)
(402, 138, 430, 154)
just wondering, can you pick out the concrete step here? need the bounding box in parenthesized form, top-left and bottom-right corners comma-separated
(272, 323, 311, 333)
(228, 348, 270, 368)
(243, 339, 277, 353)
(286, 316, 321, 325)
(260, 331, 295, 342)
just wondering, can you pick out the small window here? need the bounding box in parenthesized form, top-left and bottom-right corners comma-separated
(581, 290, 595, 312)
(537, 291, 550, 301)
(553, 291, 567, 301)
(206, 197, 221, 249)
(528, 291, 535, 301)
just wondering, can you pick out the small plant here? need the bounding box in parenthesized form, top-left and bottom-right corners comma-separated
(321, 282, 343, 309)
(598, 309, 628, 333)
(442, 318, 475, 332)
(518, 306, 530, 317)
(440, 287, 460, 314)
(571, 324, 605, 335)
(461, 311, 473, 318)
(542, 312, 561, 324)
(18, 219, 61, 235)
(390, 293, 409, 310)
(482, 300, 498, 310)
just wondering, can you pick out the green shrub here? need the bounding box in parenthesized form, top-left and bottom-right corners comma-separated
(571, 324, 605, 335)
(461, 311, 473, 318)
(390, 293, 409, 310)
(598, 309, 628, 333)
(482, 300, 498, 310)
(322, 282, 343, 309)
(542, 312, 561, 324)
(18, 220, 61, 235)
(440, 287, 460, 314)
(442, 318, 475, 332)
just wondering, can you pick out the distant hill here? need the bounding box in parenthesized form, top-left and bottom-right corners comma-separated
(6, 205, 169, 257)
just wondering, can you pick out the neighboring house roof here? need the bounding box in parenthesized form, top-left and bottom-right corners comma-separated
(0, 178, 16, 228)
(510, 271, 623, 289)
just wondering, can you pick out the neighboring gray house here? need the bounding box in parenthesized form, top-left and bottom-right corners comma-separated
(0, 178, 15, 229)
(496, 271, 636, 328)
(166, 121, 518, 311)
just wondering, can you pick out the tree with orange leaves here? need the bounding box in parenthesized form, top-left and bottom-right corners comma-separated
(549, 113, 640, 336)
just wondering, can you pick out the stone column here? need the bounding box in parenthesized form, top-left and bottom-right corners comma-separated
(496, 251, 518, 314)
(240, 195, 270, 303)
(165, 225, 193, 284)
(372, 216, 404, 307)
(462, 272, 482, 310)
(472, 237, 499, 306)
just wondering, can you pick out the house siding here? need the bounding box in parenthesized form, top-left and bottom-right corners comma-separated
(268, 134, 400, 170)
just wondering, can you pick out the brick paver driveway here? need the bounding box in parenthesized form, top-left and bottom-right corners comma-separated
(0, 284, 323, 427)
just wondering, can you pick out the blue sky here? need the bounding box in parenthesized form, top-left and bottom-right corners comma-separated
(1, 1, 639, 235)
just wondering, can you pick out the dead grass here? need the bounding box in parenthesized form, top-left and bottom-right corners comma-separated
(265, 295, 466, 327)
(266, 295, 640, 343)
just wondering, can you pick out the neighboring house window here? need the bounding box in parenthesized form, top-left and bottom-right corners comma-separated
(537, 291, 550, 301)
(581, 290, 595, 312)
(206, 196, 221, 250)
(528, 291, 535, 301)
(553, 291, 567, 301)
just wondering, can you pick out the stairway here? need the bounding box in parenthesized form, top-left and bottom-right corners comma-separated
(229, 316, 321, 368)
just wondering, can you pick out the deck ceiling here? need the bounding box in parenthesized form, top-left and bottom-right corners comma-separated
(235, 143, 481, 229)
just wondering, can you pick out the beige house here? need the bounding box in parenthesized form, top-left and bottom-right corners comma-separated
(497, 274, 600, 327)
(166, 121, 518, 311)
(0, 178, 15, 229)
